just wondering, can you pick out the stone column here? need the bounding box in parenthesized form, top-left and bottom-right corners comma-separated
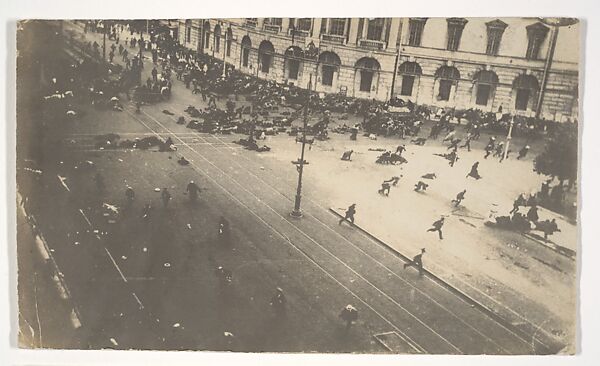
(387, 18, 401, 49)
(347, 18, 359, 45)
(282, 18, 290, 34)
(312, 18, 322, 39)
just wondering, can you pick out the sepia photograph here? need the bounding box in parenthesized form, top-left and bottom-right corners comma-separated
(14, 13, 581, 356)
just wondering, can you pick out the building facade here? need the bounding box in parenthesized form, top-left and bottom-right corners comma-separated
(177, 17, 579, 121)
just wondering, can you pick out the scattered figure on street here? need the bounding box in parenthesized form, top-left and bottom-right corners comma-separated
(421, 173, 437, 180)
(395, 144, 406, 156)
(340, 150, 354, 161)
(186, 180, 201, 202)
(339, 304, 358, 330)
(460, 133, 472, 151)
(414, 181, 429, 192)
(161, 188, 171, 208)
(427, 216, 445, 239)
(141, 203, 152, 221)
(125, 186, 135, 204)
(466, 162, 482, 180)
(484, 137, 496, 159)
(215, 266, 233, 285)
(339, 204, 356, 226)
(452, 190, 466, 207)
(378, 181, 391, 196)
(177, 156, 190, 166)
(218, 216, 230, 243)
(384, 176, 402, 186)
(517, 145, 530, 160)
(403, 248, 426, 276)
(493, 142, 505, 158)
(526, 205, 539, 224)
(411, 137, 427, 146)
(539, 218, 561, 241)
(269, 287, 286, 315)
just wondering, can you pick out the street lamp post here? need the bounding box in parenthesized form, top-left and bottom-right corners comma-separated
(102, 20, 107, 61)
(290, 74, 313, 218)
(503, 116, 514, 162)
(222, 29, 227, 78)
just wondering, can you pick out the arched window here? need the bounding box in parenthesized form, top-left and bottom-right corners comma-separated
(285, 46, 304, 80)
(513, 74, 540, 110)
(318, 51, 341, 86)
(203, 21, 210, 49)
(355, 57, 381, 92)
(214, 24, 221, 53)
(398, 61, 422, 96)
(258, 40, 275, 73)
(435, 65, 460, 101)
(473, 70, 499, 106)
(241, 35, 251, 67)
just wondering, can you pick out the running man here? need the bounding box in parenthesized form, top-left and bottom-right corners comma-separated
(427, 216, 445, 240)
(339, 204, 356, 226)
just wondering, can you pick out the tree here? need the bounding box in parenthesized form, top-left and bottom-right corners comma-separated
(533, 122, 578, 185)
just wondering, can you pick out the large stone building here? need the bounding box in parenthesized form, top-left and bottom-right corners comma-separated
(177, 18, 579, 121)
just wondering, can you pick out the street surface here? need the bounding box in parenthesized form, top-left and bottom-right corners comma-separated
(15, 21, 576, 354)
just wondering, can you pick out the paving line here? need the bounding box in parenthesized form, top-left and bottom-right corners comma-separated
(128, 108, 426, 353)
(126, 107, 464, 354)
(90, 78, 551, 351)
(203, 129, 552, 352)
(153, 108, 516, 353)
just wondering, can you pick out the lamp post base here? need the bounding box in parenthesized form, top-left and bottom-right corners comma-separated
(290, 209, 303, 218)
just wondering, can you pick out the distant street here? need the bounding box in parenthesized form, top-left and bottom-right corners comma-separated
(15, 20, 576, 354)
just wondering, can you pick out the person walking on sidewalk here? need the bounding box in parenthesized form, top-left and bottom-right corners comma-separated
(404, 248, 426, 276)
(427, 216, 445, 239)
(339, 204, 356, 226)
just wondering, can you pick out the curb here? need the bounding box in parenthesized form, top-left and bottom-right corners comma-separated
(329, 207, 561, 354)
(521, 232, 576, 261)
(18, 191, 83, 330)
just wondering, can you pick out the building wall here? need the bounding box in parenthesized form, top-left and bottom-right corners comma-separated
(176, 18, 579, 121)
(398, 17, 579, 121)
(178, 18, 402, 102)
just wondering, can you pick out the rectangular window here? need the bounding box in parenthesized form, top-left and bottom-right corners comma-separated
(297, 18, 312, 32)
(366, 18, 385, 41)
(486, 28, 503, 55)
(438, 79, 453, 101)
(446, 18, 467, 51)
(447, 25, 463, 51)
(400, 75, 415, 96)
(226, 41, 231, 57)
(360, 70, 373, 92)
(242, 48, 249, 67)
(526, 36, 543, 59)
(329, 18, 346, 36)
(476, 84, 491, 105)
(515, 88, 530, 110)
(186, 27, 191, 43)
(261, 54, 271, 73)
(408, 19, 426, 46)
(525, 23, 549, 60)
(322, 65, 335, 86)
(215, 37, 220, 53)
